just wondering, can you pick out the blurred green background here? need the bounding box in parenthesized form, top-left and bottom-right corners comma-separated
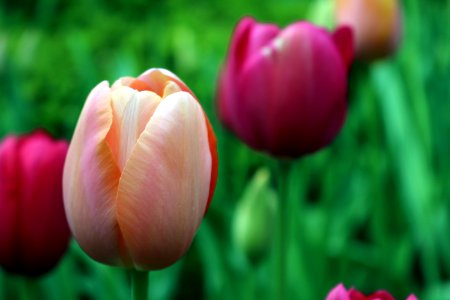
(1, 0, 450, 299)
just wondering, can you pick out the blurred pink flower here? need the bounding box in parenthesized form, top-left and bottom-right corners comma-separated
(217, 17, 353, 158)
(326, 283, 418, 300)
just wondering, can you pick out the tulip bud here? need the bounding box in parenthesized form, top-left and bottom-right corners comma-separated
(0, 131, 70, 277)
(217, 17, 353, 158)
(232, 168, 277, 263)
(335, 0, 402, 61)
(63, 68, 218, 270)
(326, 284, 418, 300)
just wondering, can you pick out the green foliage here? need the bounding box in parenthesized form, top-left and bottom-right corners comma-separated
(1, 0, 450, 299)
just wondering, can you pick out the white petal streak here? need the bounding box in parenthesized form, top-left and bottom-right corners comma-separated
(117, 90, 161, 170)
(116, 91, 212, 269)
(108, 87, 161, 170)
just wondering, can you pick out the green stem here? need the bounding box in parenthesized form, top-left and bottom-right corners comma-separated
(275, 160, 292, 300)
(131, 269, 149, 300)
(17, 277, 39, 300)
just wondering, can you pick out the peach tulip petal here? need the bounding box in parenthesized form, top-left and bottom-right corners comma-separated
(63, 81, 123, 265)
(112, 77, 135, 89)
(129, 79, 152, 92)
(138, 68, 195, 98)
(118, 91, 161, 169)
(106, 87, 161, 170)
(335, 0, 401, 60)
(163, 81, 182, 97)
(116, 91, 212, 270)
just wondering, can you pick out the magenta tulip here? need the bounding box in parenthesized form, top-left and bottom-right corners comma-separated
(0, 131, 70, 276)
(326, 284, 418, 300)
(63, 68, 218, 270)
(218, 17, 353, 158)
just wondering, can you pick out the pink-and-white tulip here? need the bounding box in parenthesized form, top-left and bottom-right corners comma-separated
(63, 68, 218, 270)
(217, 17, 353, 158)
(0, 131, 70, 276)
(326, 283, 418, 300)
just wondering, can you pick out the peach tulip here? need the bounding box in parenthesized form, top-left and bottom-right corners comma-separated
(335, 0, 402, 60)
(63, 68, 218, 270)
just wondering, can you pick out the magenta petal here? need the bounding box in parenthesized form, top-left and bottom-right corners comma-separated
(348, 289, 367, 300)
(233, 18, 280, 86)
(0, 137, 20, 272)
(218, 17, 279, 130)
(332, 25, 354, 70)
(18, 132, 70, 275)
(0, 132, 70, 276)
(217, 18, 349, 158)
(367, 291, 396, 300)
(245, 20, 280, 60)
(236, 22, 347, 157)
(349, 288, 396, 300)
(326, 284, 350, 300)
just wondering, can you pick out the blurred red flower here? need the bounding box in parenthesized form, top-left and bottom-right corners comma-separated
(0, 131, 70, 276)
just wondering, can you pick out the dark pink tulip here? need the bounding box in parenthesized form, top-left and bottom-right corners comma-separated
(0, 131, 70, 276)
(326, 283, 418, 300)
(218, 17, 353, 158)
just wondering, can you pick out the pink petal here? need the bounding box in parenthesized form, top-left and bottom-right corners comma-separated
(236, 22, 347, 156)
(0, 136, 21, 270)
(332, 25, 354, 70)
(18, 132, 70, 274)
(327, 284, 350, 300)
(369, 291, 395, 300)
(231, 17, 280, 72)
(348, 290, 367, 300)
(218, 17, 279, 129)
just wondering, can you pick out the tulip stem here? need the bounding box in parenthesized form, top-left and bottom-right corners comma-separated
(131, 269, 149, 300)
(275, 160, 291, 300)
(17, 278, 37, 300)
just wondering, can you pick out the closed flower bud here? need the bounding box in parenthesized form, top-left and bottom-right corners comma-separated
(218, 17, 353, 158)
(326, 284, 418, 300)
(63, 68, 218, 270)
(0, 131, 70, 277)
(335, 0, 402, 61)
(232, 168, 277, 262)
